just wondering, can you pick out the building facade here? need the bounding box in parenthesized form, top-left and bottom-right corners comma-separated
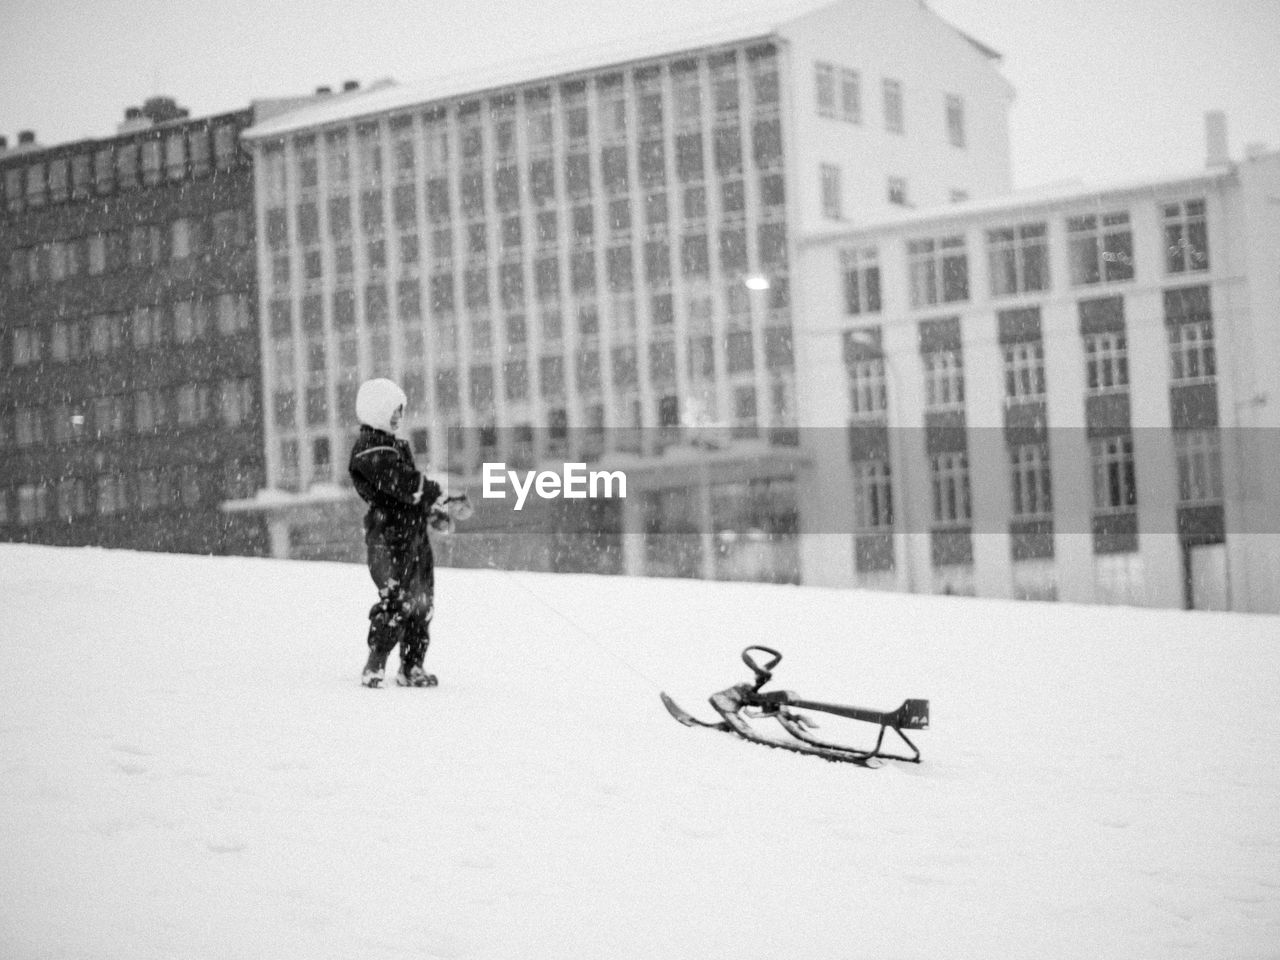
(795, 145, 1280, 613)
(0, 100, 268, 555)
(236, 0, 1014, 575)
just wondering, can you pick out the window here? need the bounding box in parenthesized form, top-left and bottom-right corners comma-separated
(1083, 333, 1129, 392)
(423, 120, 449, 169)
(1168, 321, 1216, 382)
(18, 484, 49, 524)
(840, 70, 861, 123)
(1174, 430, 1222, 503)
(90, 313, 126, 354)
(176, 384, 210, 426)
(88, 235, 106, 275)
(312, 437, 333, 481)
(883, 79, 904, 134)
(12, 327, 40, 365)
(946, 94, 965, 148)
(887, 177, 908, 207)
(262, 147, 287, 202)
(733, 385, 758, 437)
(820, 164, 842, 220)
(1003, 342, 1046, 400)
(1166, 286, 1215, 381)
(846, 355, 887, 418)
(94, 147, 114, 192)
(1068, 212, 1134, 285)
(930, 453, 971, 523)
(841, 247, 881, 315)
(213, 124, 238, 168)
(673, 69, 701, 127)
(1091, 436, 1137, 510)
(987, 223, 1049, 296)
(814, 62, 836, 117)
(178, 466, 202, 506)
(16, 408, 45, 446)
(1163, 199, 1209, 273)
(908, 236, 968, 307)
(4, 167, 23, 211)
(171, 218, 192, 260)
(923, 350, 965, 409)
(56, 478, 89, 520)
(189, 130, 211, 177)
(1009, 444, 1052, 517)
(852, 461, 893, 529)
(216, 293, 249, 335)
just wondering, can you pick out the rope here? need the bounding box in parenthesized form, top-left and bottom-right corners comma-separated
(502, 571, 666, 692)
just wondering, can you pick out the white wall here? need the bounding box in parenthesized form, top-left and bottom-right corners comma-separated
(780, 0, 1014, 231)
(793, 162, 1280, 612)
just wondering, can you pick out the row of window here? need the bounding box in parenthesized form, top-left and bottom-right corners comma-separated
(5, 210, 252, 290)
(1, 120, 243, 215)
(266, 174, 787, 269)
(6, 293, 253, 367)
(260, 48, 780, 203)
(839, 200, 1209, 311)
(850, 429, 1223, 535)
(0, 380, 256, 448)
(272, 327, 792, 426)
(0, 462, 258, 526)
(276, 373, 790, 486)
(813, 64, 964, 146)
(267, 118, 786, 221)
(846, 295, 1215, 426)
(267, 216, 788, 299)
(269, 259, 788, 340)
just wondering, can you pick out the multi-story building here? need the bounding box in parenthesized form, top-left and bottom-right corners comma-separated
(1, 99, 269, 555)
(795, 124, 1280, 612)
(235, 0, 1014, 574)
(0, 83, 368, 557)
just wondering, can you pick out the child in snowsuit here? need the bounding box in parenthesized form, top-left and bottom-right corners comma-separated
(349, 378, 443, 688)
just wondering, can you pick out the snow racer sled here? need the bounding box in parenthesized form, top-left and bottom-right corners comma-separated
(661, 646, 929, 766)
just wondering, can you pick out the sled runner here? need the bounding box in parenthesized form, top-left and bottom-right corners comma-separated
(661, 645, 929, 766)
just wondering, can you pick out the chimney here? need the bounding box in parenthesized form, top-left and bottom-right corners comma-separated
(343, 80, 359, 92)
(142, 96, 185, 124)
(117, 106, 151, 134)
(1205, 110, 1229, 168)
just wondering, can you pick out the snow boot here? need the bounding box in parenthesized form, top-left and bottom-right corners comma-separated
(395, 665, 438, 687)
(361, 647, 389, 688)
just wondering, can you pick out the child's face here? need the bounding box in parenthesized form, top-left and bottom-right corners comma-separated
(390, 404, 404, 431)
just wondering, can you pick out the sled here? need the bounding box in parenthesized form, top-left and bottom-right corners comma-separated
(660, 645, 929, 766)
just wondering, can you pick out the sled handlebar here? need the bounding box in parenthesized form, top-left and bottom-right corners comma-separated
(741, 645, 783, 689)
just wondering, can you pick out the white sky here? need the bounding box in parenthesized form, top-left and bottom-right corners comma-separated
(0, 0, 1276, 189)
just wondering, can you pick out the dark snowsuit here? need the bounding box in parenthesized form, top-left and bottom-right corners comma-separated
(348, 425, 443, 672)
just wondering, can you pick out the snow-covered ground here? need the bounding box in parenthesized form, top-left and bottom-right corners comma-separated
(1, 543, 1278, 959)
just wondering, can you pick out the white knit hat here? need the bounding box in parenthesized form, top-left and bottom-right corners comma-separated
(355, 378, 407, 432)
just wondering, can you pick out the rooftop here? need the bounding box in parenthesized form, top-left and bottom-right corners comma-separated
(246, 0, 1000, 141)
(799, 163, 1253, 245)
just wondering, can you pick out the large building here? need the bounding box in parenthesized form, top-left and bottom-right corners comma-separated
(795, 127, 1280, 612)
(0, 99, 268, 555)
(235, 0, 1015, 574)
